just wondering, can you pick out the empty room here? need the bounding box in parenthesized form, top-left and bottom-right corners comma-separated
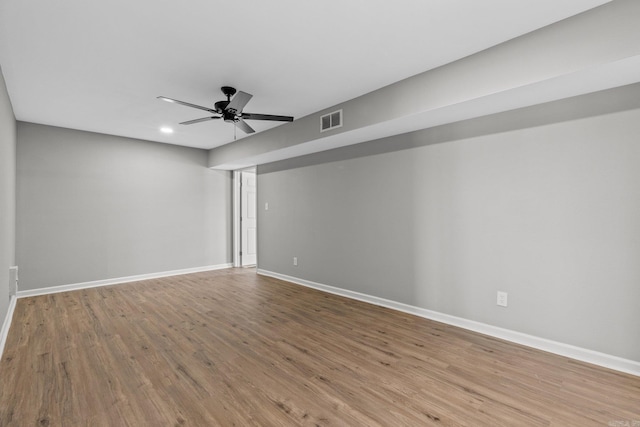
(1, 0, 639, 425)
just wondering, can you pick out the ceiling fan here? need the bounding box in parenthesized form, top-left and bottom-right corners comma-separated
(158, 86, 294, 135)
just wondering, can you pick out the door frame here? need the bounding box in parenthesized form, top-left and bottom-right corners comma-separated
(232, 167, 257, 267)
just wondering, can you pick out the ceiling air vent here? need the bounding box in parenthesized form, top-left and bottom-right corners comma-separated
(320, 109, 342, 132)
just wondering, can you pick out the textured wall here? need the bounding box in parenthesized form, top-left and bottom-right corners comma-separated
(16, 123, 232, 290)
(0, 66, 16, 329)
(258, 94, 640, 362)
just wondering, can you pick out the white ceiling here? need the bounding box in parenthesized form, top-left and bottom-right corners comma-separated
(0, 0, 611, 150)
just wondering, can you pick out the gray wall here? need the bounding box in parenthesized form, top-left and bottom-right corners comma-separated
(257, 89, 640, 362)
(0, 66, 16, 324)
(17, 123, 232, 291)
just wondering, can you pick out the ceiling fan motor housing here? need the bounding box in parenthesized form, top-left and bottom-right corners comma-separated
(214, 100, 230, 113)
(216, 86, 236, 117)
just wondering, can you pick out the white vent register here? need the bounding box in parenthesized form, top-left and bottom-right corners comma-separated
(320, 109, 342, 132)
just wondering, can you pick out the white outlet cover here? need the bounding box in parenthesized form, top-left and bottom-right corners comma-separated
(497, 291, 508, 307)
(265, 202, 269, 210)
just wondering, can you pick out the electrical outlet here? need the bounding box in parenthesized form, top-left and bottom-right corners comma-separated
(497, 291, 508, 307)
(293, 257, 298, 266)
(265, 202, 269, 211)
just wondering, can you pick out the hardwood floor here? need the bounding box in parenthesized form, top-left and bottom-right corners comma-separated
(0, 268, 638, 426)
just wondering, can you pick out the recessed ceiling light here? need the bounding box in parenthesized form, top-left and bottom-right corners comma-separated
(160, 127, 173, 134)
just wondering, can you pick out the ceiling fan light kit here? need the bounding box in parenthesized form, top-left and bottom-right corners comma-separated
(158, 86, 294, 136)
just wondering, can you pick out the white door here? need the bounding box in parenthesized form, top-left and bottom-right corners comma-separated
(241, 170, 257, 266)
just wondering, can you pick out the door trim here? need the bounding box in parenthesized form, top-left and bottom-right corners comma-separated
(232, 167, 256, 267)
(232, 170, 241, 267)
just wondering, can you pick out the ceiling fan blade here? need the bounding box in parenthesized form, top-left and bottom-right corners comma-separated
(241, 112, 294, 122)
(235, 118, 255, 134)
(179, 116, 221, 125)
(225, 91, 253, 114)
(158, 96, 216, 113)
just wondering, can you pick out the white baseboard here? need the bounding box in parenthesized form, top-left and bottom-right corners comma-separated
(257, 269, 640, 377)
(17, 263, 233, 298)
(0, 295, 17, 360)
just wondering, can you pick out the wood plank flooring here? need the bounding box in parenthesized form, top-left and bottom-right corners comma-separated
(0, 268, 639, 426)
